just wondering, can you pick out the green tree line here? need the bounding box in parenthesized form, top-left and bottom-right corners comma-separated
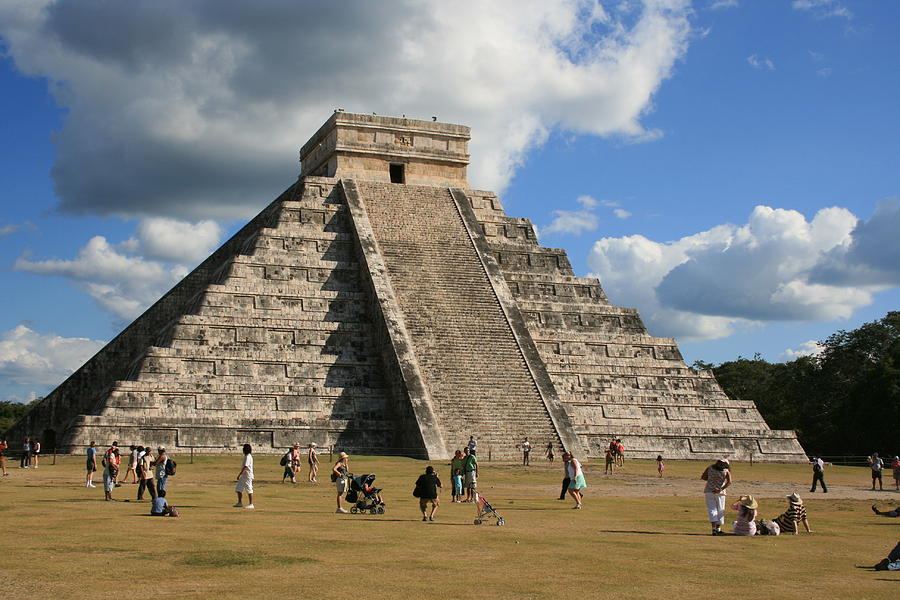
(696, 311, 900, 457)
(0, 398, 40, 436)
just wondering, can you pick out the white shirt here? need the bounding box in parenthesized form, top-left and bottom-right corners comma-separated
(241, 453, 254, 479)
(567, 458, 583, 479)
(522, 441, 531, 452)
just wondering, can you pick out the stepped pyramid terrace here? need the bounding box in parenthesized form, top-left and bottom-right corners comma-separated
(5, 112, 807, 461)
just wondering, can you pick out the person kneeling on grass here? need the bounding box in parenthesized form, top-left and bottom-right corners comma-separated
(151, 489, 179, 517)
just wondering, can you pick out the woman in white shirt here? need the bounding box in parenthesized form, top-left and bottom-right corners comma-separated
(234, 443, 254, 509)
(567, 453, 587, 509)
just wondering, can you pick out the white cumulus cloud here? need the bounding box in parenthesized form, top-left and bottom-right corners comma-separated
(588, 204, 896, 340)
(0, 325, 106, 388)
(0, 0, 693, 220)
(781, 340, 824, 361)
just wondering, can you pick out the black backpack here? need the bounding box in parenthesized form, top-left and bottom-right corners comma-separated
(280, 452, 290, 467)
(165, 458, 177, 477)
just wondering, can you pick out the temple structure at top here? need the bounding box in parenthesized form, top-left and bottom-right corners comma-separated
(5, 112, 807, 461)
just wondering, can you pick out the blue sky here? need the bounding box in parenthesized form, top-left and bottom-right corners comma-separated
(1, 0, 898, 402)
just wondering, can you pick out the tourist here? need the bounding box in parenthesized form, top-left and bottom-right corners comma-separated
(869, 453, 884, 491)
(31, 438, 40, 468)
(559, 452, 571, 499)
(467, 435, 477, 455)
(604, 448, 615, 475)
(566, 452, 587, 509)
(234, 443, 255, 509)
(154, 446, 169, 492)
(332, 452, 350, 513)
(521, 437, 531, 466)
(873, 542, 900, 571)
(773, 493, 811, 535)
(656, 455, 665, 478)
(463, 447, 478, 502)
(449, 449, 464, 500)
(151, 489, 177, 517)
(106, 441, 120, 485)
(809, 456, 827, 493)
(413, 465, 442, 521)
(121, 445, 138, 484)
(546, 442, 555, 463)
(892, 456, 900, 491)
(21, 437, 31, 468)
(137, 446, 157, 501)
(307, 443, 319, 483)
(615, 439, 625, 466)
(452, 468, 463, 503)
(870, 505, 900, 518)
(731, 495, 758, 536)
(291, 444, 302, 481)
(0, 439, 7, 476)
(700, 458, 731, 535)
(102, 449, 118, 501)
(85, 441, 98, 488)
(281, 445, 297, 484)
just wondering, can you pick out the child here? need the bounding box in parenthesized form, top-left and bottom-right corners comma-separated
(150, 489, 178, 517)
(656, 455, 665, 478)
(604, 448, 615, 475)
(452, 468, 463, 503)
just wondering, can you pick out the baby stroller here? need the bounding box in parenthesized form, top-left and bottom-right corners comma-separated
(473, 492, 505, 526)
(346, 473, 386, 515)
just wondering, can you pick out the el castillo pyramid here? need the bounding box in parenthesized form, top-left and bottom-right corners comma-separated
(7, 112, 806, 461)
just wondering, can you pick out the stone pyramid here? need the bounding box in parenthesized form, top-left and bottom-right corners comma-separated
(7, 112, 806, 461)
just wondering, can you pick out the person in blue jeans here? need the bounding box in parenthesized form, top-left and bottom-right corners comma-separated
(151, 490, 175, 516)
(154, 447, 169, 492)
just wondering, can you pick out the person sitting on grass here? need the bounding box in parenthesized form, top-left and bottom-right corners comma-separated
(773, 493, 811, 535)
(731, 495, 758, 536)
(151, 489, 178, 516)
(871, 505, 900, 518)
(872, 541, 900, 571)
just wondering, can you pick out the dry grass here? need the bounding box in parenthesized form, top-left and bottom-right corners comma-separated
(3, 454, 898, 599)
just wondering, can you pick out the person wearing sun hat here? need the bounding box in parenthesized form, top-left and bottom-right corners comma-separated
(700, 458, 732, 535)
(773, 492, 811, 535)
(332, 452, 350, 513)
(731, 494, 758, 535)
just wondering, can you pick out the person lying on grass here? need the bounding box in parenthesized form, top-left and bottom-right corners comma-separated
(871, 505, 899, 518)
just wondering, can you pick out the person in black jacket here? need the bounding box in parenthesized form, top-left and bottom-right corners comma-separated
(414, 466, 442, 522)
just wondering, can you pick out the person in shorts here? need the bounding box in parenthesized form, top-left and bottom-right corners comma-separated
(892, 456, 900, 491)
(0, 439, 7, 476)
(333, 452, 350, 513)
(307, 443, 319, 483)
(85, 441, 98, 488)
(413, 465, 442, 521)
(234, 443, 254, 509)
(31, 438, 40, 469)
(870, 453, 884, 491)
(463, 447, 478, 502)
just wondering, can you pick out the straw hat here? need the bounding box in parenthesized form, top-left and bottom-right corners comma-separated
(787, 492, 802, 504)
(739, 495, 758, 510)
(338, 452, 349, 460)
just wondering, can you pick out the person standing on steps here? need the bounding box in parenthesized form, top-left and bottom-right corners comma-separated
(333, 452, 350, 513)
(521, 437, 531, 466)
(809, 456, 827, 493)
(467, 436, 477, 455)
(700, 458, 731, 535)
(234, 443, 255, 509)
(85, 441, 98, 487)
(546, 442, 555, 463)
(307, 443, 319, 483)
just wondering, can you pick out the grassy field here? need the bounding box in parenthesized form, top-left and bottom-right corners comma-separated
(2, 454, 898, 599)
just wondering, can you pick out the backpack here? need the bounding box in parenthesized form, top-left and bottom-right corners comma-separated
(280, 452, 290, 467)
(165, 458, 177, 477)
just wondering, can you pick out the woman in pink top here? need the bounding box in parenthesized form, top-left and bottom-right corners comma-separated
(731, 495, 757, 536)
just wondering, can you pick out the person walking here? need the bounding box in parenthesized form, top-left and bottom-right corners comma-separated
(281, 445, 298, 484)
(85, 441, 98, 488)
(234, 443, 255, 509)
(137, 446, 157, 501)
(154, 447, 169, 493)
(21, 437, 31, 468)
(700, 458, 731, 535)
(546, 442, 555, 463)
(809, 456, 827, 493)
(566, 453, 587, 509)
(559, 452, 571, 499)
(413, 465, 442, 521)
(521, 437, 531, 466)
(307, 443, 319, 483)
(463, 447, 478, 502)
(656, 455, 665, 478)
(870, 453, 884, 491)
(121, 445, 138, 484)
(333, 452, 350, 513)
(0, 439, 8, 476)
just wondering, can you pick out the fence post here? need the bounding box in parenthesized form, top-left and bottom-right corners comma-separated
(488, 446, 492, 462)
(190, 447, 194, 464)
(53, 447, 57, 465)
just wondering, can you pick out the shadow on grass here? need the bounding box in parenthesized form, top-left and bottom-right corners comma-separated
(178, 550, 317, 568)
(599, 529, 711, 537)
